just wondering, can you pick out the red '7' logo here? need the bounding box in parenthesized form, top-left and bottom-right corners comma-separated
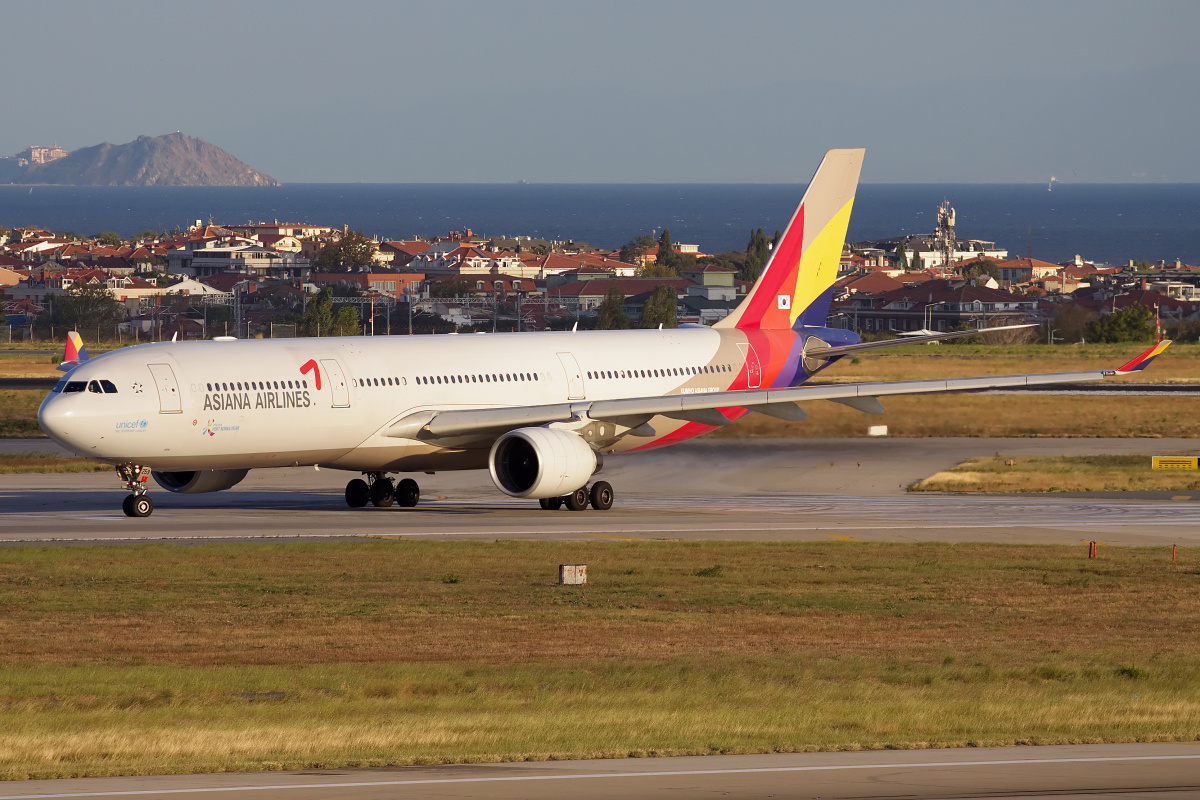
(300, 359, 322, 390)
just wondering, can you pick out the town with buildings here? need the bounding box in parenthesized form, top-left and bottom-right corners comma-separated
(2, 200, 1197, 344)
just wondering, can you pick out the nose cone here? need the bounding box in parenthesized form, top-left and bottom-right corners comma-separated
(38, 393, 89, 456)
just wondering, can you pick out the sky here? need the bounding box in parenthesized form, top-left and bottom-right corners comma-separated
(3, 0, 1199, 184)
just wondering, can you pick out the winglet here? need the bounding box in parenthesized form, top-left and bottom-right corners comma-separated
(1115, 340, 1172, 373)
(56, 331, 89, 372)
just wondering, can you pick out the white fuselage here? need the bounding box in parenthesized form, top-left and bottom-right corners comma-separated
(38, 327, 751, 474)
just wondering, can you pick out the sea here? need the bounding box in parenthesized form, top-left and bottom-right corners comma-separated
(1, 183, 1198, 265)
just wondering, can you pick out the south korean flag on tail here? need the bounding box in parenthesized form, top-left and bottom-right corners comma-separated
(777, 295, 791, 310)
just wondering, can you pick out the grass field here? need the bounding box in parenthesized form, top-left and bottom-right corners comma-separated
(0, 453, 108, 474)
(910, 454, 1200, 493)
(1, 540, 1198, 779)
(0, 390, 46, 437)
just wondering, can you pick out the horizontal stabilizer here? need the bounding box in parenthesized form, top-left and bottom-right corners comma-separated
(806, 324, 1035, 360)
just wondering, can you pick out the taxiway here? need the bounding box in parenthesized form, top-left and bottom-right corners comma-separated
(3, 437, 1199, 545)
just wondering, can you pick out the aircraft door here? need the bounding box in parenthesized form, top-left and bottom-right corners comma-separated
(320, 359, 350, 408)
(147, 363, 182, 413)
(557, 352, 586, 400)
(735, 343, 762, 389)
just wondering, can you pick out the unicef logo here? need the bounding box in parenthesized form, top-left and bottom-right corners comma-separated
(115, 419, 149, 432)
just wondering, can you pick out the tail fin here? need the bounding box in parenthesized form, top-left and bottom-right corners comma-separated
(56, 331, 89, 372)
(1115, 339, 1171, 373)
(716, 148, 864, 330)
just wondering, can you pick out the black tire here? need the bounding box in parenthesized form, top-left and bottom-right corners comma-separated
(564, 486, 589, 511)
(370, 478, 395, 508)
(395, 478, 420, 508)
(539, 496, 563, 510)
(589, 481, 614, 511)
(131, 495, 154, 518)
(121, 494, 136, 517)
(345, 478, 370, 508)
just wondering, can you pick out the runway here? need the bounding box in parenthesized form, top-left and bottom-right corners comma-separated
(4, 438, 1200, 545)
(1, 743, 1197, 799)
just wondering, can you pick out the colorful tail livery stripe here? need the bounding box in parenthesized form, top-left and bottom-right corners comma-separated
(716, 148, 864, 331)
(56, 331, 89, 372)
(1116, 340, 1172, 373)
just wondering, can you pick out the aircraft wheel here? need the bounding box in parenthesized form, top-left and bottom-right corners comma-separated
(395, 478, 420, 508)
(539, 497, 563, 510)
(589, 481, 614, 511)
(121, 494, 136, 517)
(564, 486, 589, 511)
(370, 478, 395, 508)
(345, 479, 370, 508)
(130, 495, 154, 518)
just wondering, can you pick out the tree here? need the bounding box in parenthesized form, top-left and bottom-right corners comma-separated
(596, 285, 630, 330)
(896, 239, 909, 270)
(636, 261, 679, 278)
(656, 228, 682, 271)
(1051, 304, 1095, 343)
(640, 284, 677, 329)
(92, 231, 123, 246)
(743, 228, 772, 282)
(428, 276, 474, 298)
(963, 258, 1000, 281)
(314, 229, 377, 271)
(619, 234, 654, 265)
(332, 304, 360, 336)
(1084, 303, 1155, 343)
(302, 288, 334, 336)
(52, 284, 124, 332)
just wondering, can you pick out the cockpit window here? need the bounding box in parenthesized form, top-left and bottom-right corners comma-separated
(52, 378, 68, 393)
(63, 381, 86, 393)
(100, 380, 118, 394)
(88, 380, 103, 393)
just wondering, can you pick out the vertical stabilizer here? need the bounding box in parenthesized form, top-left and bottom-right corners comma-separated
(716, 148, 864, 330)
(57, 331, 89, 372)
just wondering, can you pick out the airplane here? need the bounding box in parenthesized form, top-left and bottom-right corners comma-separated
(37, 149, 1172, 518)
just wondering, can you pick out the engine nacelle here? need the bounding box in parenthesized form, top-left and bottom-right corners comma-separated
(489, 427, 597, 499)
(152, 469, 250, 494)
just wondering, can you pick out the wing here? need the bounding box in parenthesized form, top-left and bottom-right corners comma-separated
(385, 341, 1171, 441)
(805, 324, 1035, 359)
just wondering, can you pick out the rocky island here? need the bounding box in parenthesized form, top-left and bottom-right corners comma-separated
(0, 133, 279, 186)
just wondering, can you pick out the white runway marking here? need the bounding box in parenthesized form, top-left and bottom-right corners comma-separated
(3, 753, 1198, 798)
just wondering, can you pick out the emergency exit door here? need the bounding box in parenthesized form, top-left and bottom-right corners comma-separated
(557, 352, 586, 400)
(147, 363, 182, 413)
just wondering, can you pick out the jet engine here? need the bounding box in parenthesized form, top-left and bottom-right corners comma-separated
(488, 427, 597, 499)
(152, 469, 250, 494)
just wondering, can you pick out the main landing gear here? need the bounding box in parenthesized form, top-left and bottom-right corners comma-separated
(539, 481, 614, 512)
(346, 473, 420, 509)
(117, 464, 154, 517)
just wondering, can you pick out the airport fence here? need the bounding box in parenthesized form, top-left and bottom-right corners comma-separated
(269, 323, 298, 339)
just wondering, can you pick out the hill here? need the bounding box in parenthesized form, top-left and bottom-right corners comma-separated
(0, 133, 279, 186)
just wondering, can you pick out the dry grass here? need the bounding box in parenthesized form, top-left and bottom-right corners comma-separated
(713, 394, 1200, 438)
(1, 540, 1199, 778)
(0, 453, 107, 474)
(0, 390, 46, 437)
(818, 342, 1200, 385)
(911, 455, 1200, 493)
(0, 354, 61, 379)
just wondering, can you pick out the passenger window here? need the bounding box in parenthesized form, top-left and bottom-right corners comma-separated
(100, 380, 117, 394)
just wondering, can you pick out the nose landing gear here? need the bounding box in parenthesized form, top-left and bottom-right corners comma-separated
(117, 464, 154, 517)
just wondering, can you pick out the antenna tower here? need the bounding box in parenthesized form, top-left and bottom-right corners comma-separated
(935, 201, 955, 271)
